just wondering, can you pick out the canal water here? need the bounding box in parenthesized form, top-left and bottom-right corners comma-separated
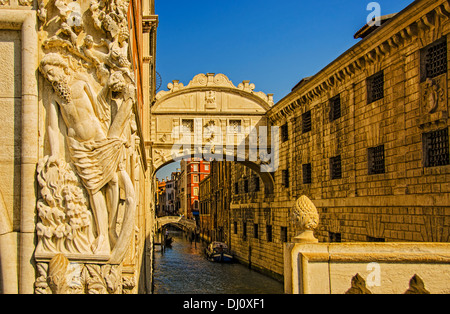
(153, 231, 284, 294)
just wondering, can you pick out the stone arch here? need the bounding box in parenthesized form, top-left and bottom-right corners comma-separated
(152, 152, 275, 196)
(150, 73, 275, 195)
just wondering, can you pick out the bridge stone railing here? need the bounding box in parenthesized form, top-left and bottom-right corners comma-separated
(284, 196, 450, 294)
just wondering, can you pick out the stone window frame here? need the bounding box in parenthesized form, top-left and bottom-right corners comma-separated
(422, 127, 450, 168)
(367, 70, 384, 104)
(266, 225, 273, 242)
(329, 94, 341, 122)
(181, 118, 194, 133)
(302, 110, 312, 134)
(281, 122, 289, 142)
(329, 232, 342, 243)
(244, 178, 249, 193)
(280, 226, 288, 243)
(281, 169, 290, 188)
(330, 155, 342, 180)
(242, 221, 247, 241)
(253, 223, 259, 239)
(253, 176, 260, 192)
(302, 163, 312, 184)
(420, 36, 448, 82)
(368, 145, 386, 175)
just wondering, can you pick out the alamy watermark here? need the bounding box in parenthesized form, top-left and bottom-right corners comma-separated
(170, 118, 279, 173)
(366, 262, 382, 288)
(367, 2, 382, 27)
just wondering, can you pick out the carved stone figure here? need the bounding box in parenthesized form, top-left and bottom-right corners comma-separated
(422, 77, 445, 114)
(37, 0, 138, 266)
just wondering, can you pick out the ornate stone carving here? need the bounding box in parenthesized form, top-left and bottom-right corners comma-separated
(205, 90, 217, 109)
(345, 274, 373, 294)
(84, 264, 122, 294)
(36, 157, 94, 256)
(156, 73, 274, 105)
(37, 0, 138, 267)
(405, 274, 430, 294)
(421, 77, 446, 115)
(34, 257, 123, 294)
(292, 196, 319, 243)
(47, 253, 70, 294)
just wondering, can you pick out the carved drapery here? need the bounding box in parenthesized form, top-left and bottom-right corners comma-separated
(35, 0, 139, 293)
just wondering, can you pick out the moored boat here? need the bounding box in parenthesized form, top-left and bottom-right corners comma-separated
(205, 242, 233, 263)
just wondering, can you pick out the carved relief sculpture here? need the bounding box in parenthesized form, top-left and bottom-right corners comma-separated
(422, 77, 445, 114)
(37, 0, 138, 270)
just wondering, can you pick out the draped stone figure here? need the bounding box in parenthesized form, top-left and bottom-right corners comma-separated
(36, 0, 138, 267)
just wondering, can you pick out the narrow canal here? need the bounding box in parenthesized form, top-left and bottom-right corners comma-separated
(152, 231, 284, 294)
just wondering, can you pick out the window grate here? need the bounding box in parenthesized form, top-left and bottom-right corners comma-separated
(282, 169, 290, 188)
(281, 227, 288, 243)
(367, 71, 384, 104)
(266, 225, 273, 242)
(329, 232, 342, 243)
(182, 119, 194, 133)
(281, 123, 289, 142)
(302, 111, 312, 133)
(253, 224, 259, 239)
(425, 39, 447, 79)
(329, 95, 341, 122)
(253, 176, 260, 192)
(303, 163, 312, 184)
(368, 145, 385, 175)
(330, 155, 342, 180)
(424, 128, 450, 167)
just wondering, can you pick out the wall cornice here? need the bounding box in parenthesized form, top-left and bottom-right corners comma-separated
(268, 0, 450, 123)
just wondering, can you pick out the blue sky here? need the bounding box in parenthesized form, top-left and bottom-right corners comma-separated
(154, 0, 414, 180)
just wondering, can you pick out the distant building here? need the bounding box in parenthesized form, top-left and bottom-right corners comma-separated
(181, 158, 211, 220)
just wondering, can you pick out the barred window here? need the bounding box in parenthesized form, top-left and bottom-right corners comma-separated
(367, 71, 384, 104)
(368, 145, 386, 175)
(266, 225, 273, 242)
(253, 224, 259, 239)
(329, 232, 342, 243)
(423, 128, 450, 167)
(253, 176, 260, 192)
(282, 169, 290, 188)
(182, 119, 194, 132)
(233, 222, 238, 234)
(281, 123, 289, 142)
(234, 182, 239, 194)
(303, 163, 312, 184)
(329, 94, 341, 122)
(421, 37, 447, 81)
(302, 110, 312, 133)
(281, 226, 288, 243)
(244, 179, 249, 193)
(330, 155, 342, 180)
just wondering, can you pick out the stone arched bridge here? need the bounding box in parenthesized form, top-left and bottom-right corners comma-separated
(156, 216, 198, 231)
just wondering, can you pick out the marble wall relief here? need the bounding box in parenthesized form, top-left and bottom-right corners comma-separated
(36, 0, 138, 266)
